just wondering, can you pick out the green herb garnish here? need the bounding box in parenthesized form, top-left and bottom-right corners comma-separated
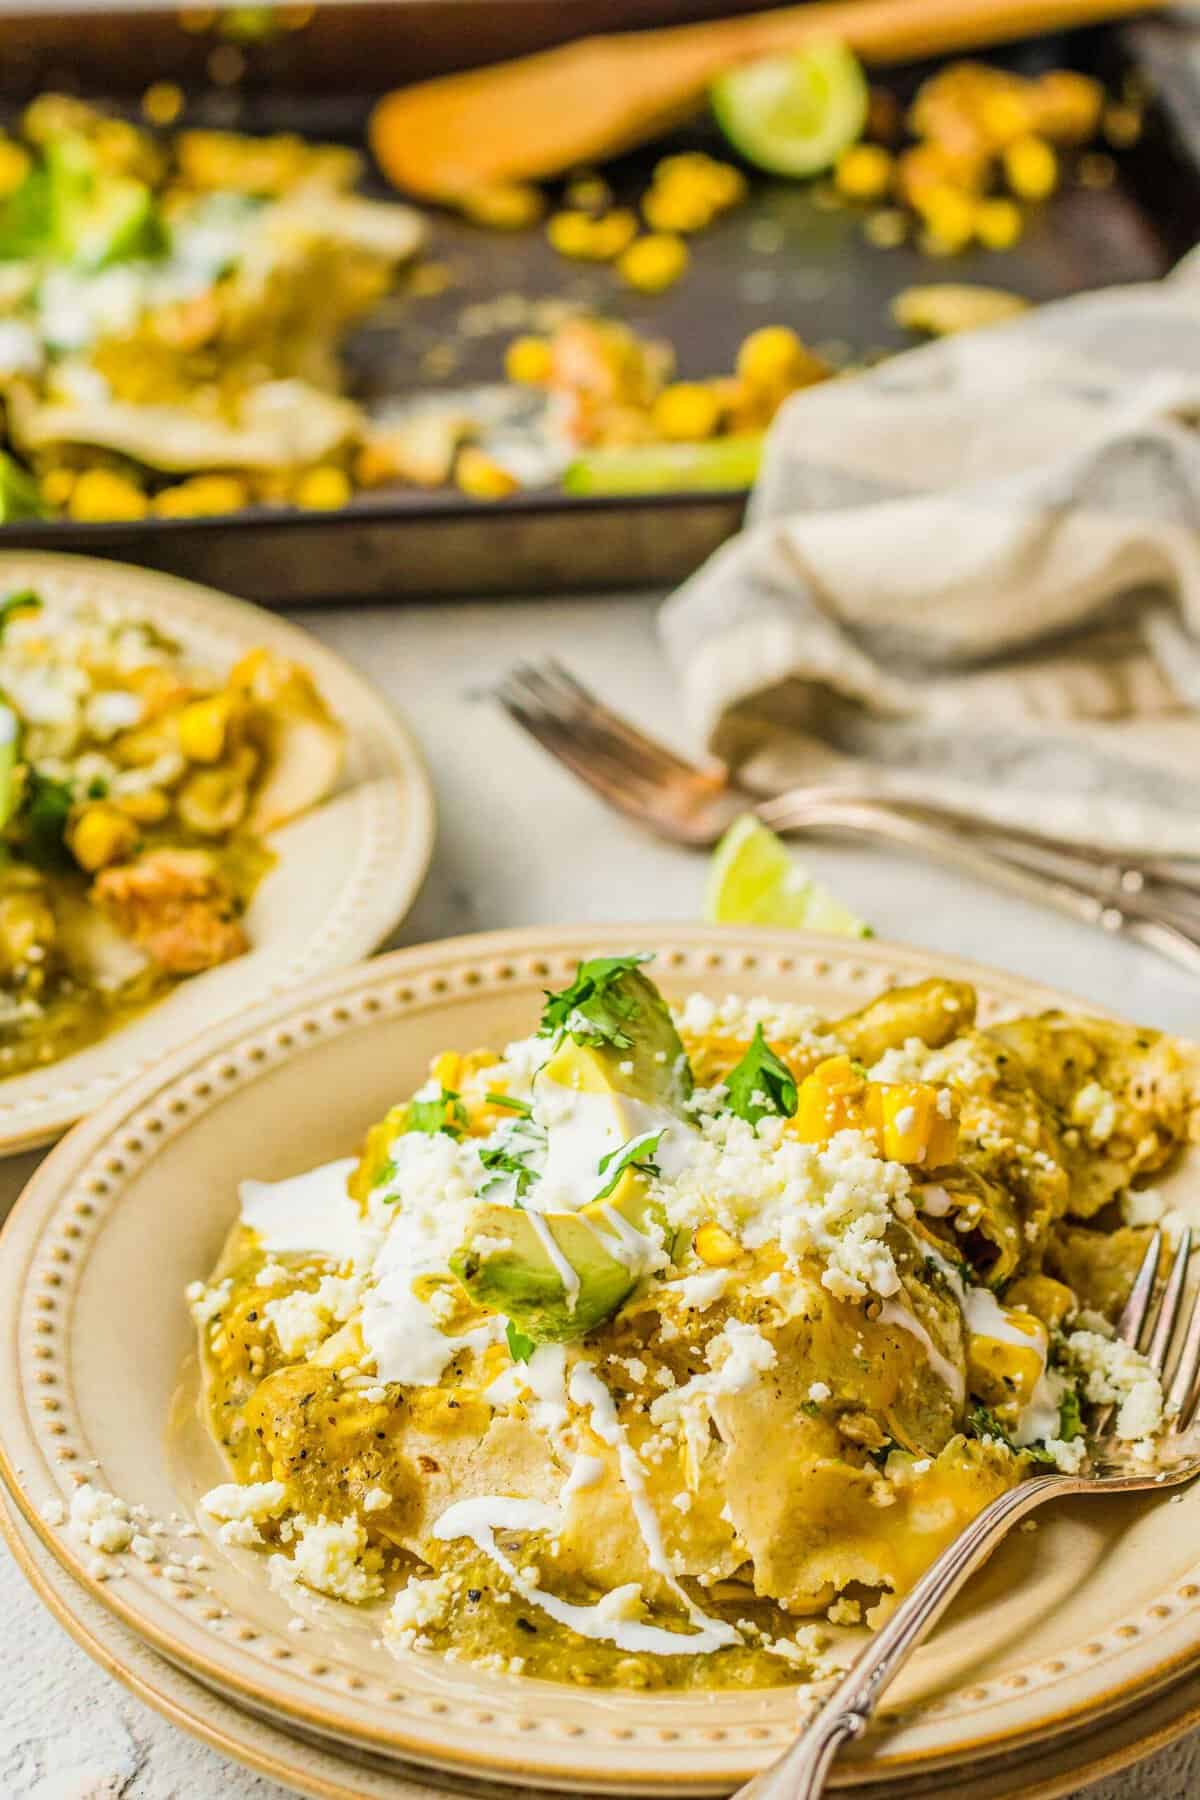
(0, 590, 41, 637)
(593, 1129, 664, 1201)
(18, 769, 74, 869)
(1058, 1384, 1085, 1443)
(506, 1320, 536, 1364)
(538, 953, 652, 1050)
(724, 1024, 798, 1126)
(404, 1087, 468, 1138)
(486, 1092, 532, 1116)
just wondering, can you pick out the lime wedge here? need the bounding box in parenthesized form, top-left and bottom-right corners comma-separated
(704, 813, 871, 936)
(562, 435, 763, 497)
(711, 43, 869, 178)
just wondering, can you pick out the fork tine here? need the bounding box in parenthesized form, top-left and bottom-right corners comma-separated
(1167, 1279, 1200, 1427)
(503, 674, 680, 796)
(1117, 1230, 1163, 1349)
(510, 660, 707, 784)
(502, 694, 665, 803)
(497, 692, 665, 824)
(1145, 1229, 1192, 1374)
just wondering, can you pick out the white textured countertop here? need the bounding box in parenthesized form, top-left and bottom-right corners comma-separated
(2, 590, 1198, 1799)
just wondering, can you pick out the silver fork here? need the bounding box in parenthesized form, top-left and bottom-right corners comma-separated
(736, 1228, 1200, 1800)
(497, 660, 1200, 974)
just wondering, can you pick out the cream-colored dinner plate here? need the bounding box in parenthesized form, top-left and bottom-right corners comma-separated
(8, 1484, 1200, 1800)
(6, 1487, 1200, 1800)
(0, 551, 434, 1151)
(1, 927, 1199, 1794)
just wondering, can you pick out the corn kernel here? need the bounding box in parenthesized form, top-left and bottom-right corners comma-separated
(736, 325, 824, 394)
(69, 804, 139, 872)
(504, 335, 554, 385)
(834, 144, 894, 202)
(0, 137, 31, 199)
(115, 787, 170, 824)
(1102, 102, 1142, 149)
(177, 694, 232, 763)
(431, 1051, 463, 1089)
(459, 183, 544, 230)
(868, 1083, 959, 1166)
(353, 443, 398, 488)
(914, 183, 977, 253)
(642, 186, 714, 234)
(67, 469, 149, 523)
(863, 207, 909, 249)
(294, 466, 352, 511)
(1032, 70, 1103, 145)
(142, 80, 185, 127)
(974, 196, 1023, 251)
(694, 1222, 741, 1267)
(791, 1056, 868, 1145)
(40, 468, 76, 508)
(977, 88, 1036, 148)
(455, 447, 519, 501)
(616, 233, 688, 292)
(152, 474, 248, 518)
(651, 382, 722, 443)
(564, 174, 612, 212)
(546, 208, 637, 261)
(966, 1306, 1047, 1411)
(1002, 135, 1058, 201)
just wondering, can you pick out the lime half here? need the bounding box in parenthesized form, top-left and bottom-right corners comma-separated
(711, 43, 869, 178)
(704, 813, 871, 936)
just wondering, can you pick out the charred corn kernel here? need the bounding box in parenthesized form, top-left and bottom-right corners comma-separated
(294, 465, 352, 511)
(1005, 1274, 1077, 1332)
(152, 474, 248, 518)
(67, 469, 149, 523)
(651, 382, 722, 443)
(115, 787, 170, 824)
(868, 1083, 959, 1167)
(834, 144, 894, 202)
(1002, 134, 1058, 201)
(0, 137, 30, 197)
(39, 468, 76, 508)
(914, 183, 977, 254)
(1032, 70, 1103, 145)
(966, 1306, 1048, 1412)
(505, 334, 554, 385)
(68, 804, 139, 872)
(791, 1056, 868, 1145)
(177, 694, 233, 763)
(455, 447, 519, 500)
(616, 232, 688, 292)
(974, 196, 1023, 251)
(694, 1222, 741, 1267)
(352, 443, 398, 488)
(459, 182, 544, 230)
(1103, 102, 1142, 149)
(142, 80, 185, 126)
(642, 185, 714, 234)
(564, 174, 612, 212)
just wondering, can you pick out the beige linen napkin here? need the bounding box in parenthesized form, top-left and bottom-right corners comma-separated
(659, 250, 1200, 855)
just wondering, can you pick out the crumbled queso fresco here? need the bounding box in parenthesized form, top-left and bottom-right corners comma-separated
(171, 959, 1195, 1685)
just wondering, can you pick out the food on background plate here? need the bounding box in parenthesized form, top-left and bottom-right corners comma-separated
(0, 96, 424, 523)
(0, 587, 341, 1075)
(187, 953, 1197, 1687)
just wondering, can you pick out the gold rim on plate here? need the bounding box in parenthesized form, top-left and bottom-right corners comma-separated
(0, 550, 435, 1150)
(0, 927, 1197, 1791)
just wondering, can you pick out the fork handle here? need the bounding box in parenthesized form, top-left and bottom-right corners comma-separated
(761, 797, 1200, 975)
(740, 1474, 1067, 1800)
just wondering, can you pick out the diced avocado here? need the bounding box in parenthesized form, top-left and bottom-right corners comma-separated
(540, 959, 692, 1108)
(451, 1202, 636, 1341)
(45, 135, 165, 269)
(0, 454, 46, 522)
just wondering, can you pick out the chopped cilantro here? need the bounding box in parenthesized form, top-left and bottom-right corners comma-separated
(404, 1087, 468, 1138)
(593, 1129, 664, 1201)
(506, 1320, 536, 1364)
(1058, 1384, 1084, 1443)
(486, 1092, 532, 1116)
(18, 769, 73, 869)
(538, 953, 653, 1050)
(478, 1116, 545, 1205)
(0, 589, 41, 637)
(373, 1156, 398, 1190)
(724, 1025, 798, 1127)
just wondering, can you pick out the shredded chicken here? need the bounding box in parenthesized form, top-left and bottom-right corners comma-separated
(92, 848, 247, 974)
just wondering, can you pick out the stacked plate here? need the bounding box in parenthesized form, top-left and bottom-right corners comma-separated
(0, 924, 1199, 1798)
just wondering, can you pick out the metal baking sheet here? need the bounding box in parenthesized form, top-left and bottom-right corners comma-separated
(0, 5, 1197, 603)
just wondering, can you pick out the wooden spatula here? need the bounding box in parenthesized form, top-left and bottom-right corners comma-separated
(370, 0, 1160, 199)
